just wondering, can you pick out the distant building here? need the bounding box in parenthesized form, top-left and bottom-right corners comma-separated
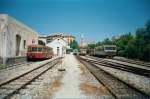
(63, 34, 75, 44)
(39, 32, 75, 44)
(46, 38, 70, 56)
(0, 14, 38, 64)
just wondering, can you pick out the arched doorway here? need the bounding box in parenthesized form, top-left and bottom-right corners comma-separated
(16, 34, 21, 56)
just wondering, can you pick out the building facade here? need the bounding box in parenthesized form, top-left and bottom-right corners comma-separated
(0, 14, 38, 64)
(39, 32, 75, 44)
(46, 38, 69, 57)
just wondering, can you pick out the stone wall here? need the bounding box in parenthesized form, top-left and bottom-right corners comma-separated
(6, 56, 27, 65)
(0, 57, 2, 64)
(0, 14, 39, 64)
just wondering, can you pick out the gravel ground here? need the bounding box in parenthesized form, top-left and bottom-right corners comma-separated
(53, 54, 114, 99)
(9, 54, 114, 99)
(105, 58, 150, 70)
(0, 58, 57, 85)
(79, 56, 149, 99)
(81, 56, 150, 95)
(94, 63, 150, 96)
(11, 61, 63, 99)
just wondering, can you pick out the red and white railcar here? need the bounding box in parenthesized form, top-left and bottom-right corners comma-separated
(27, 45, 53, 60)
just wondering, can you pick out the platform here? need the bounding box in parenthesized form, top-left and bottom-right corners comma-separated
(50, 54, 114, 98)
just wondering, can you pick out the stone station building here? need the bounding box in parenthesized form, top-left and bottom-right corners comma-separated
(0, 14, 38, 64)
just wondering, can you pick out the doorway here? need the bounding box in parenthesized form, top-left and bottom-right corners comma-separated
(57, 47, 59, 56)
(16, 35, 21, 56)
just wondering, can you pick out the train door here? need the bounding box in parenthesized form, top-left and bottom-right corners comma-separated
(57, 47, 60, 56)
(16, 35, 21, 56)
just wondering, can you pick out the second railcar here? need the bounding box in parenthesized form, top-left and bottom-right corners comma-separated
(79, 48, 87, 55)
(94, 45, 117, 57)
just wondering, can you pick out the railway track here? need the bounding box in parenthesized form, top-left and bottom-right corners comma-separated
(0, 61, 34, 71)
(113, 58, 150, 67)
(87, 56, 149, 77)
(0, 57, 62, 99)
(77, 56, 149, 99)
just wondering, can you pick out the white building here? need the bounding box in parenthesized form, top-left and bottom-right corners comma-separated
(39, 32, 75, 44)
(46, 38, 69, 57)
(0, 14, 38, 64)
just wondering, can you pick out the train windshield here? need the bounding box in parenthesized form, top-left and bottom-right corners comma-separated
(32, 47, 37, 52)
(38, 47, 42, 52)
(43, 48, 46, 52)
(105, 47, 116, 50)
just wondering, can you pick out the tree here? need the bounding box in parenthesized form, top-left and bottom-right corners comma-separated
(70, 40, 79, 49)
(96, 41, 102, 46)
(87, 44, 96, 49)
(115, 20, 150, 61)
(102, 38, 113, 45)
(145, 20, 150, 43)
(95, 38, 113, 46)
(86, 44, 96, 54)
(115, 33, 133, 57)
(126, 38, 138, 58)
(133, 20, 150, 61)
(38, 40, 45, 46)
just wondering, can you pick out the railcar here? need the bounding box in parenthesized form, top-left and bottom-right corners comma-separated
(89, 49, 95, 56)
(27, 45, 53, 60)
(73, 49, 79, 55)
(79, 48, 87, 55)
(94, 45, 117, 57)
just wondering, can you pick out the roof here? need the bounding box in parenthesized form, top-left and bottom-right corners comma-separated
(47, 32, 75, 38)
(28, 44, 52, 48)
(48, 32, 63, 36)
(38, 35, 47, 38)
(103, 45, 116, 47)
(95, 45, 116, 48)
(0, 14, 39, 35)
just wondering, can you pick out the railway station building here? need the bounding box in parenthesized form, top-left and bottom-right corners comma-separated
(0, 14, 38, 64)
(46, 38, 70, 57)
(39, 32, 75, 44)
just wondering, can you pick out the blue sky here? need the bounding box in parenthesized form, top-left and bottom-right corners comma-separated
(0, 0, 150, 42)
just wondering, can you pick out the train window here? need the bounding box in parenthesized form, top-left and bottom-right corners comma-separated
(28, 47, 31, 52)
(105, 47, 116, 50)
(43, 48, 46, 52)
(48, 49, 50, 52)
(32, 47, 37, 52)
(38, 47, 42, 52)
(98, 47, 104, 51)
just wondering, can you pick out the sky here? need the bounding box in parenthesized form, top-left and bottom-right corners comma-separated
(0, 0, 150, 42)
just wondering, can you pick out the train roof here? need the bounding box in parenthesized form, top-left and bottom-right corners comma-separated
(103, 45, 116, 47)
(95, 45, 116, 48)
(28, 44, 52, 49)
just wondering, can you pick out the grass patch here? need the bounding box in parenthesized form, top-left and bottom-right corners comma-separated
(0, 64, 6, 70)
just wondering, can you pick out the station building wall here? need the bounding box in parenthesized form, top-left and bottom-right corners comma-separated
(46, 38, 70, 57)
(0, 14, 38, 64)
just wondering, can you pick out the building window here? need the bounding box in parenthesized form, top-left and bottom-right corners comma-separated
(23, 40, 26, 49)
